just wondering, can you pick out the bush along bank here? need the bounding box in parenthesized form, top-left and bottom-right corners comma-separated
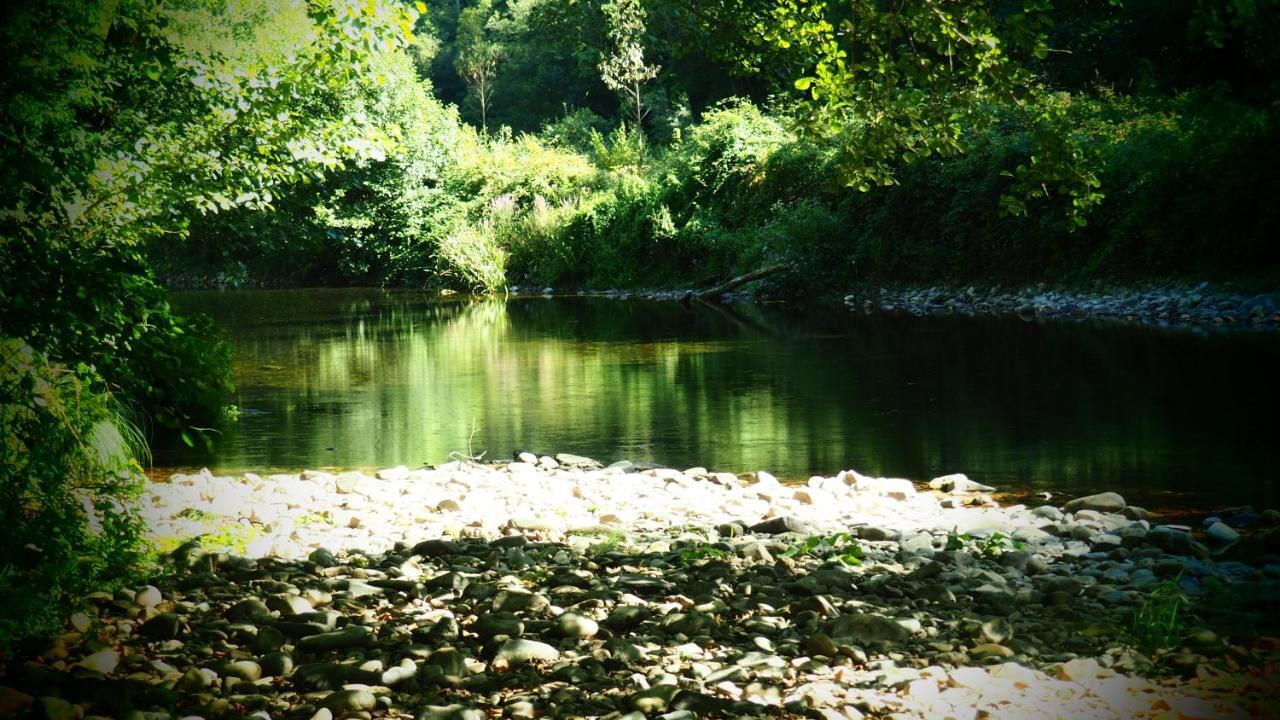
(166, 94, 1280, 302)
(2, 455, 1278, 718)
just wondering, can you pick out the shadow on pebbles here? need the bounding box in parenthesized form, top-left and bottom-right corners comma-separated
(4, 456, 1280, 719)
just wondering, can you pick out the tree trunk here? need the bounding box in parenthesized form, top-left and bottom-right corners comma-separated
(694, 263, 791, 300)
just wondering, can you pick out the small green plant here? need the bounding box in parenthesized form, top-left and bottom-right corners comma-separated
(675, 543, 729, 566)
(1130, 575, 1196, 653)
(568, 528, 626, 555)
(945, 531, 1025, 557)
(782, 533, 863, 566)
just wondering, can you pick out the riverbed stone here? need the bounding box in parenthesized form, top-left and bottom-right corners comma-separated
(494, 639, 559, 665)
(320, 689, 376, 714)
(16, 454, 1272, 720)
(1064, 492, 1127, 513)
(554, 611, 598, 639)
(135, 585, 163, 608)
(299, 625, 374, 652)
(1206, 522, 1241, 545)
(928, 474, 994, 494)
(827, 613, 909, 644)
(78, 649, 119, 674)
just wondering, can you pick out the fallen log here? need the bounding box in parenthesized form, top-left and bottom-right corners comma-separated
(694, 263, 791, 300)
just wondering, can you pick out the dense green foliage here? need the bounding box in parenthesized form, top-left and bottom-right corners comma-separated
(0, 0, 420, 648)
(154, 0, 1280, 293)
(0, 341, 147, 652)
(2, 0, 1278, 650)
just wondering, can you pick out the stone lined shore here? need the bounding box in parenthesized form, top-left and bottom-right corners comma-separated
(840, 285, 1279, 331)
(5, 456, 1280, 719)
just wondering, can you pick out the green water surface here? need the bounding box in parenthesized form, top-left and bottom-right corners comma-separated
(159, 289, 1280, 510)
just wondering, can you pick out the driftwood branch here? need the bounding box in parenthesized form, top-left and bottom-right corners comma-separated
(694, 263, 791, 300)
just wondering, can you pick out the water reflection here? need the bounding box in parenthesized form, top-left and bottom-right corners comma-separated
(160, 289, 1280, 509)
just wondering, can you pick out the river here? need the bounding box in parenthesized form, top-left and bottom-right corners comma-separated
(158, 289, 1280, 511)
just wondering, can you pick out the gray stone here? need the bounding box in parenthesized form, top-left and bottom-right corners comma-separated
(473, 612, 523, 641)
(139, 613, 182, 640)
(554, 612, 598, 639)
(267, 594, 313, 616)
(1063, 492, 1126, 513)
(970, 643, 1015, 660)
(260, 652, 293, 678)
(494, 639, 559, 665)
(217, 660, 262, 681)
(78, 649, 119, 675)
(417, 704, 485, 720)
(980, 618, 1014, 644)
(134, 585, 163, 608)
(308, 548, 338, 567)
(630, 685, 680, 714)
(660, 612, 705, 637)
(826, 613, 909, 644)
(928, 474, 994, 494)
(298, 625, 374, 652)
(227, 598, 273, 623)
(40, 697, 76, 720)
(294, 663, 379, 691)
(320, 689, 376, 714)
(1206, 522, 1241, 545)
(749, 516, 817, 535)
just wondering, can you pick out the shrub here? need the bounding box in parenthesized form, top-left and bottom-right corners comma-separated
(0, 340, 149, 653)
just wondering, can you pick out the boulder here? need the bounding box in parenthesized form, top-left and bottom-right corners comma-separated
(1063, 492, 1126, 514)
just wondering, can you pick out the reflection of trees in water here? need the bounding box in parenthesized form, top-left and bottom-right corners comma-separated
(167, 290, 1280, 507)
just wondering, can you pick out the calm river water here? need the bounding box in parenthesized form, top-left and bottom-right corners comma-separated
(159, 289, 1279, 510)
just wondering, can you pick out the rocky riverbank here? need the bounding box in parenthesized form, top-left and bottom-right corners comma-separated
(4, 456, 1280, 719)
(841, 284, 1280, 331)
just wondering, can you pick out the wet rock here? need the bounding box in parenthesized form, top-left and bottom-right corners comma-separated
(1206, 522, 1241, 546)
(1147, 526, 1194, 554)
(1064, 492, 1126, 513)
(1123, 506, 1151, 521)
